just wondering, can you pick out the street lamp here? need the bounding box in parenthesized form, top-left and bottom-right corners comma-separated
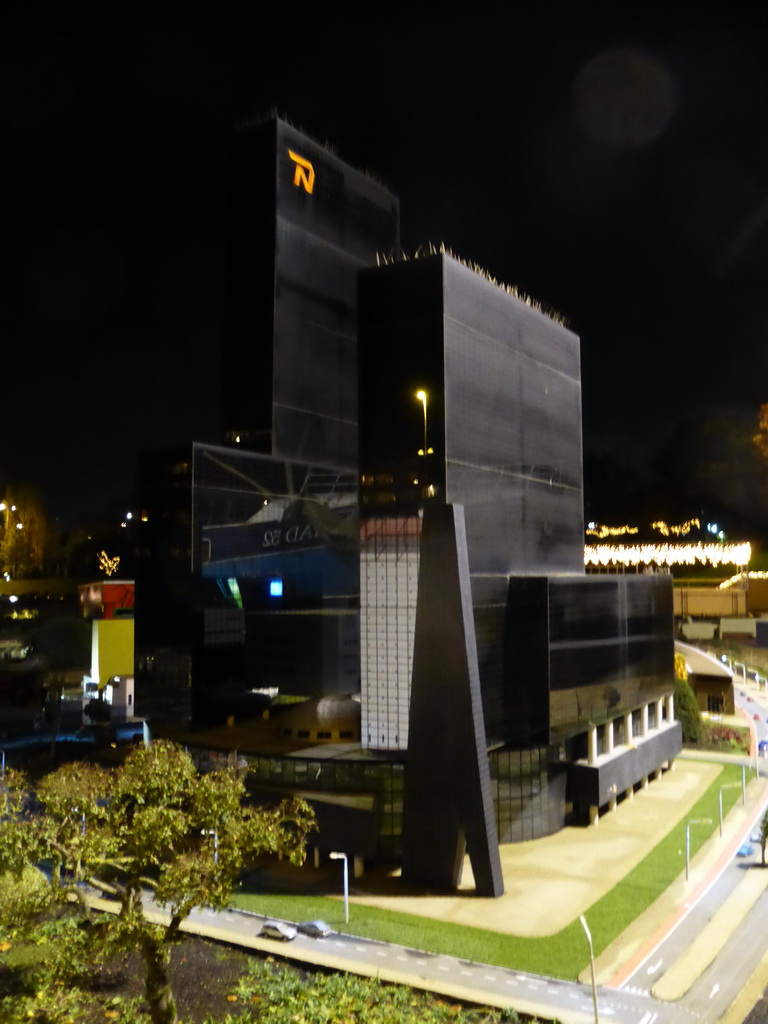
(579, 914, 599, 1024)
(201, 829, 219, 864)
(415, 390, 433, 457)
(329, 851, 349, 923)
(686, 818, 712, 881)
(718, 782, 744, 837)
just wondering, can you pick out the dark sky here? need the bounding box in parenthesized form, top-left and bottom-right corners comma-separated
(5, 12, 768, 526)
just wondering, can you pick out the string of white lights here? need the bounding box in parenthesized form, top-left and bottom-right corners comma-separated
(584, 542, 751, 568)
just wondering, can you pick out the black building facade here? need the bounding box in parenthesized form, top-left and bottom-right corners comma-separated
(137, 120, 680, 884)
(359, 253, 585, 742)
(205, 117, 399, 703)
(137, 118, 400, 716)
(222, 117, 400, 467)
(192, 442, 360, 699)
(358, 252, 680, 859)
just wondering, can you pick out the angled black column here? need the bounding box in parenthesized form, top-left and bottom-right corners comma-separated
(402, 503, 504, 897)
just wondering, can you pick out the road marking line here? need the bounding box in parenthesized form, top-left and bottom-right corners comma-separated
(437, 965, 450, 972)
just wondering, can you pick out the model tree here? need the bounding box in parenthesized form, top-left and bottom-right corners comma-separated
(760, 807, 768, 867)
(0, 741, 315, 1024)
(674, 653, 702, 744)
(0, 485, 50, 578)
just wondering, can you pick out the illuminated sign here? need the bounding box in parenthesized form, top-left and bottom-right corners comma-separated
(287, 149, 315, 194)
(98, 550, 120, 577)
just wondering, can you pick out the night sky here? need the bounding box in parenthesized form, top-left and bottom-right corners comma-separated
(5, 12, 768, 528)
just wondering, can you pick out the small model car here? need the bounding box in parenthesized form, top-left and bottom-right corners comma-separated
(737, 844, 755, 857)
(259, 920, 297, 941)
(298, 919, 332, 938)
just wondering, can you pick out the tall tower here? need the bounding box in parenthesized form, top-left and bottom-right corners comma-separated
(221, 116, 400, 467)
(358, 252, 679, 865)
(189, 118, 400, 709)
(358, 252, 584, 749)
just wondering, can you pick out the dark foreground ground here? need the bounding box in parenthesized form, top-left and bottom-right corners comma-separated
(746, 989, 768, 1024)
(0, 931, 259, 1023)
(0, 925, 549, 1024)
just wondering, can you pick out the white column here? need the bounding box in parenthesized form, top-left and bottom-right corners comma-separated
(588, 725, 598, 765)
(624, 712, 633, 746)
(605, 719, 614, 754)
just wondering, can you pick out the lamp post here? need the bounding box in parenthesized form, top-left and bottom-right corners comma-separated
(686, 818, 712, 880)
(415, 390, 428, 457)
(329, 851, 349, 923)
(579, 914, 599, 1024)
(201, 829, 219, 864)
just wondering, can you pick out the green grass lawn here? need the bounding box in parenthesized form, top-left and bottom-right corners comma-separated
(233, 762, 752, 981)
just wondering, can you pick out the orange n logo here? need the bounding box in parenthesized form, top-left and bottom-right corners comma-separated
(288, 150, 315, 194)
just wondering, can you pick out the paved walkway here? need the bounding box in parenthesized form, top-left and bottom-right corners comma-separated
(351, 759, 728, 938)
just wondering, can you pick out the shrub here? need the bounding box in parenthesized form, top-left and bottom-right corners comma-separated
(675, 676, 702, 743)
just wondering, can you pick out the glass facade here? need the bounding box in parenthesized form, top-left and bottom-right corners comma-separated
(183, 742, 566, 858)
(505, 574, 674, 745)
(491, 746, 568, 843)
(223, 118, 400, 468)
(187, 744, 406, 862)
(358, 255, 583, 574)
(359, 254, 585, 741)
(192, 443, 360, 698)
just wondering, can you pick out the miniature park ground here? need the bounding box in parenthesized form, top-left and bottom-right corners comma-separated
(2, 724, 767, 1023)
(0, 918, 539, 1024)
(0, 927, 263, 1024)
